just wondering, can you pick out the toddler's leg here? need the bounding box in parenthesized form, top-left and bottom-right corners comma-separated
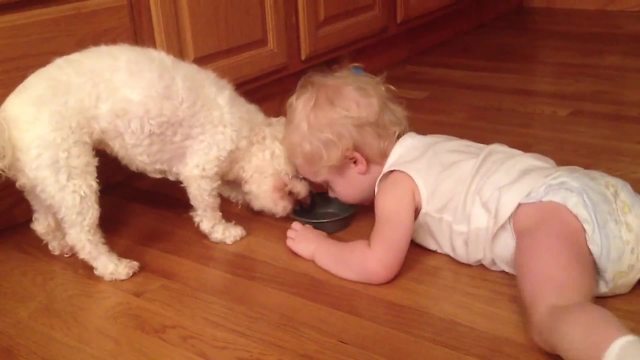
(512, 201, 636, 360)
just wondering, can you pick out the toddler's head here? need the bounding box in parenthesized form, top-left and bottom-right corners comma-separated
(284, 65, 409, 181)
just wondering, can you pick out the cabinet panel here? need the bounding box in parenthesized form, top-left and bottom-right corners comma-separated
(150, 0, 288, 83)
(0, 0, 134, 102)
(397, 0, 456, 23)
(297, 0, 389, 60)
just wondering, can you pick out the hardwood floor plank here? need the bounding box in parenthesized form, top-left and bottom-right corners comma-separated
(0, 315, 108, 360)
(98, 196, 545, 359)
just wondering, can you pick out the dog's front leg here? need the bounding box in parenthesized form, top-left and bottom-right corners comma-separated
(181, 174, 246, 244)
(219, 181, 246, 205)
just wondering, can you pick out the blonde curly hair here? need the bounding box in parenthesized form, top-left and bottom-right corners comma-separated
(284, 65, 409, 176)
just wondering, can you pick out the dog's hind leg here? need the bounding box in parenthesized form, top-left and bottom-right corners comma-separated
(36, 146, 139, 280)
(23, 188, 72, 257)
(181, 173, 246, 244)
(54, 179, 139, 280)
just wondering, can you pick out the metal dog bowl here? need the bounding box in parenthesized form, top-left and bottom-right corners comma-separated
(291, 192, 355, 233)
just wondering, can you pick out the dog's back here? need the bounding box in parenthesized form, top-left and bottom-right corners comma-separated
(0, 44, 258, 179)
(2, 43, 236, 130)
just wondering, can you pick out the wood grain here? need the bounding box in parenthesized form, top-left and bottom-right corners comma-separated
(0, 7, 639, 360)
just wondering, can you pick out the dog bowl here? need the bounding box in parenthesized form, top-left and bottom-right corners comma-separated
(292, 192, 355, 233)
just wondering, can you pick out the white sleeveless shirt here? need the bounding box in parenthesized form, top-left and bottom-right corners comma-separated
(376, 132, 558, 272)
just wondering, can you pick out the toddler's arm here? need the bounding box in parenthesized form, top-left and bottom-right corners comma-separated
(286, 171, 417, 284)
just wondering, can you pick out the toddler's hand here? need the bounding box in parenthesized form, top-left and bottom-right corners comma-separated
(286, 221, 327, 260)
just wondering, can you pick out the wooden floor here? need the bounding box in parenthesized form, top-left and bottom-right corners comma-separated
(2, 8, 640, 360)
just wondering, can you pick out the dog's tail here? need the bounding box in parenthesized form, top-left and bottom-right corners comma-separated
(0, 109, 13, 178)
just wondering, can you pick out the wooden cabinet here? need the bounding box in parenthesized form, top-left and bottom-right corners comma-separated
(149, 0, 289, 83)
(145, 0, 462, 75)
(297, 0, 390, 60)
(396, 0, 457, 23)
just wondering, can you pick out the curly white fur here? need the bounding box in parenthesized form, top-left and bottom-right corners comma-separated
(0, 44, 308, 280)
(0, 111, 11, 178)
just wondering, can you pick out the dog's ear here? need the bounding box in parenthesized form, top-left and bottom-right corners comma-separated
(266, 116, 286, 136)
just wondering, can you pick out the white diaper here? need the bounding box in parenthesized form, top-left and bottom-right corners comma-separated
(517, 167, 640, 296)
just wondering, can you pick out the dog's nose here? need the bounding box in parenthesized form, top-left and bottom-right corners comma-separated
(294, 193, 312, 209)
(308, 182, 326, 193)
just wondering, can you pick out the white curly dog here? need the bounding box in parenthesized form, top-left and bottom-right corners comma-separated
(0, 44, 308, 280)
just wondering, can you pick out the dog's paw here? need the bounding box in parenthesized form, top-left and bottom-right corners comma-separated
(206, 222, 246, 244)
(94, 258, 140, 281)
(47, 240, 74, 257)
(31, 221, 72, 256)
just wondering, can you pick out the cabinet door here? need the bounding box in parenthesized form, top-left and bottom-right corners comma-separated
(396, 0, 456, 23)
(297, 0, 389, 60)
(150, 0, 288, 83)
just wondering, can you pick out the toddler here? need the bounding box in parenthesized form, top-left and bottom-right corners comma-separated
(283, 66, 640, 360)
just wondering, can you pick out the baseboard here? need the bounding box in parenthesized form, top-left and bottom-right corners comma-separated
(523, 0, 640, 10)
